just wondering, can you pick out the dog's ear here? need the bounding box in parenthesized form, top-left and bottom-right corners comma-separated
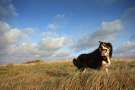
(107, 42, 112, 46)
(99, 41, 102, 43)
(99, 41, 104, 45)
(107, 42, 113, 58)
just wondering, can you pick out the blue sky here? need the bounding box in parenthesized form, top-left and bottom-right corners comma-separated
(0, 0, 135, 64)
(10, 0, 131, 29)
(9, 0, 135, 39)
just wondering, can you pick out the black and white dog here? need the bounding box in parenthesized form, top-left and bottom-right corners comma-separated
(73, 41, 113, 73)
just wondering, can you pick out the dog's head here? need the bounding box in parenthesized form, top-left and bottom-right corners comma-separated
(99, 41, 113, 58)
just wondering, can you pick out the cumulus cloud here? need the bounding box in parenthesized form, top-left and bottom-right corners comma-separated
(0, 0, 17, 20)
(0, 21, 10, 50)
(40, 32, 68, 50)
(7, 28, 34, 44)
(0, 14, 73, 64)
(111, 6, 135, 58)
(115, 41, 135, 58)
(73, 19, 123, 51)
(0, 21, 73, 64)
(45, 48, 73, 60)
(0, 21, 37, 63)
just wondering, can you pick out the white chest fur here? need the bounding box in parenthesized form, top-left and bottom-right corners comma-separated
(102, 57, 111, 67)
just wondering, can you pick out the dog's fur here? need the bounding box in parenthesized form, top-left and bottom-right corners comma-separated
(73, 41, 113, 71)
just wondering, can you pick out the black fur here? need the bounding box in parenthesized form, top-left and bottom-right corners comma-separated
(73, 41, 113, 71)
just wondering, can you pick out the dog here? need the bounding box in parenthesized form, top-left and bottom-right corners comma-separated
(73, 41, 113, 73)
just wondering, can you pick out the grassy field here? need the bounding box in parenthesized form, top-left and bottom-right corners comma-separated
(0, 60, 135, 90)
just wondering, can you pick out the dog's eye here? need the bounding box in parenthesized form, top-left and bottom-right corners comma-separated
(104, 49, 107, 52)
(102, 49, 107, 52)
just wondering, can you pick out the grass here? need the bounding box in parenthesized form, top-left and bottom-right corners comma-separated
(0, 60, 135, 90)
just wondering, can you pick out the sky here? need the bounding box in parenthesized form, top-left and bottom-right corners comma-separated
(0, 0, 135, 64)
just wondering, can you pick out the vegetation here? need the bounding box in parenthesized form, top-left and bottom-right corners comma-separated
(0, 60, 135, 90)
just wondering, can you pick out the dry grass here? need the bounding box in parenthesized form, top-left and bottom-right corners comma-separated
(0, 60, 135, 90)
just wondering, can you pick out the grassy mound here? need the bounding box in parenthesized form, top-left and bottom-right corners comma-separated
(0, 60, 135, 90)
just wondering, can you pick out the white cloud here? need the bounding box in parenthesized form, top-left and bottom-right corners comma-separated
(112, 6, 135, 58)
(36, 32, 73, 60)
(0, 21, 73, 64)
(100, 19, 122, 31)
(0, 21, 10, 32)
(6, 28, 34, 44)
(73, 19, 123, 51)
(0, 21, 11, 51)
(115, 41, 135, 58)
(0, 0, 17, 20)
(5, 28, 23, 43)
(50, 49, 73, 60)
(41, 36, 66, 50)
(109, 6, 135, 58)
(0, 21, 36, 63)
(48, 23, 59, 31)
